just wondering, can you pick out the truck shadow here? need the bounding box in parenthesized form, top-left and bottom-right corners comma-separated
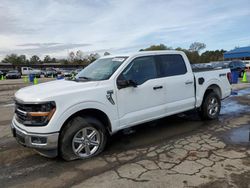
(106, 112, 206, 153)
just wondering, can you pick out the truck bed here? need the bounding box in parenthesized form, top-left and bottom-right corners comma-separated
(191, 64, 228, 72)
(193, 68, 231, 108)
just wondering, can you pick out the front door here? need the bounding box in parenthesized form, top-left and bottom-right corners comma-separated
(116, 56, 166, 128)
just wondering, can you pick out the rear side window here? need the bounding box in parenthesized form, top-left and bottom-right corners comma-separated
(120, 56, 157, 85)
(156, 54, 187, 77)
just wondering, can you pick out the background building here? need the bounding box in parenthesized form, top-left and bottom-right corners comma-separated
(224, 46, 250, 60)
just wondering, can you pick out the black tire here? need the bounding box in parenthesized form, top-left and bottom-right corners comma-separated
(199, 92, 221, 120)
(59, 116, 107, 161)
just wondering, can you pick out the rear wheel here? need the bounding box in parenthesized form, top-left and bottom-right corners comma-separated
(199, 92, 221, 120)
(59, 116, 107, 161)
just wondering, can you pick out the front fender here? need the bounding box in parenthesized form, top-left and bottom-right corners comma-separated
(55, 101, 118, 133)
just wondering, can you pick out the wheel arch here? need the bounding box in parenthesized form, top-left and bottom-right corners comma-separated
(59, 108, 112, 137)
(204, 84, 222, 99)
(201, 84, 222, 107)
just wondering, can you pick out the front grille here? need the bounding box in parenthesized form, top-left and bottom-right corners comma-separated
(14, 100, 55, 126)
(15, 101, 41, 124)
(16, 102, 34, 112)
(15, 101, 30, 124)
(16, 111, 26, 122)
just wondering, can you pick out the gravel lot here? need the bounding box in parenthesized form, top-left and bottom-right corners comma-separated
(0, 78, 250, 188)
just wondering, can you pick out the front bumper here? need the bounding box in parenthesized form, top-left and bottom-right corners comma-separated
(6, 75, 18, 79)
(11, 119, 59, 150)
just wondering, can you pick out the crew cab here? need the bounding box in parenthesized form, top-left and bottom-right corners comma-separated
(11, 51, 231, 160)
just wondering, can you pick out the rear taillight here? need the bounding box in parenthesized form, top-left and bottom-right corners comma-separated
(227, 72, 232, 84)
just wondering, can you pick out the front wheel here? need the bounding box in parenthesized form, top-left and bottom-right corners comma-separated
(59, 116, 107, 161)
(199, 92, 221, 120)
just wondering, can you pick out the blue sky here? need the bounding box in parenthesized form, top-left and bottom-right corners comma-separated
(0, 0, 249, 60)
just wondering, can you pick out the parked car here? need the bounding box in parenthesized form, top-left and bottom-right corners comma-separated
(0, 70, 8, 76)
(228, 61, 246, 77)
(61, 69, 72, 77)
(54, 68, 62, 75)
(12, 50, 231, 160)
(21, 67, 41, 78)
(6, 70, 21, 79)
(40, 70, 46, 77)
(44, 69, 57, 77)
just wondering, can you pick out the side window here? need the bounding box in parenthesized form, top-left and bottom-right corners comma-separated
(23, 68, 27, 70)
(156, 55, 187, 77)
(120, 56, 157, 85)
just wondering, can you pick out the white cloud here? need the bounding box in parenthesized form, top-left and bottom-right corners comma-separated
(0, 0, 249, 60)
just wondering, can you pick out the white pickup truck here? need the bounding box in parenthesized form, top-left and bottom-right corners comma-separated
(21, 67, 42, 77)
(11, 51, 231, 160)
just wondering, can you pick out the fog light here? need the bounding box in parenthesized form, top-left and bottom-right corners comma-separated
(31, 136, 47, 144)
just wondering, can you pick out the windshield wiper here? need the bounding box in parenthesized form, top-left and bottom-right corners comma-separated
(78, 76, 91, 80)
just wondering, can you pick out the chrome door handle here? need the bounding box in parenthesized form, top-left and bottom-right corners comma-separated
(185, 81, 193, 85)
(153, 86, 163, 90)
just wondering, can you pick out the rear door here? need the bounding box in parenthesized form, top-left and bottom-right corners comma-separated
(155, 54, 195, 115)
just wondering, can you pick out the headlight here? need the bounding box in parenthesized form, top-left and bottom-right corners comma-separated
(15, 101, 56, 126)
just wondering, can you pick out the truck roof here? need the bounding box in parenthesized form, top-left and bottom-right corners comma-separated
(100, 50, 183, 59)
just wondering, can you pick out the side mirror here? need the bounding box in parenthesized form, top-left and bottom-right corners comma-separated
(117, 79, 137, 89)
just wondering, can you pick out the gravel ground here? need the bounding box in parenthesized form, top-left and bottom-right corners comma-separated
(0, 78, 249, 188)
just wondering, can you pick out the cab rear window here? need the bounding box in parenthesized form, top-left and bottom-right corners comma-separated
(156, 54, 187, 77)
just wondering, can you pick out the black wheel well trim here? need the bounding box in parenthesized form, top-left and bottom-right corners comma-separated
(59, 108, 112, 137)
(202, 84, 222, 105)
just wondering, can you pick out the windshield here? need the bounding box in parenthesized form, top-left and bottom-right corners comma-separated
(75, 57, 127, 81)
(9, 70, 18, 73)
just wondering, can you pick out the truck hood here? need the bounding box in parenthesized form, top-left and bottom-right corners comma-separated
(33, 69, 41, 73)
(15, 79, 99, 102)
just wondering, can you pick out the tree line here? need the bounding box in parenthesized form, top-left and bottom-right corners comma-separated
(1, 42, 226, 65)
(1, 51, 100, 65)
(140, 42, 226, 64)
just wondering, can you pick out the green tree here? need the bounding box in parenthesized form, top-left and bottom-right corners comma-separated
(186, 51, 200, 64)
(43, 55, 52, 63)
(175, 47, 200, 64)
(18, 55, 27, 64)
(57, 59, 69, 65)
(1, 54, 23, 65)
(51, 57, 57, 64)
(200, 50, 226, 63)
(30, 55, 40, 64)
(139, 44, 172, 51)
